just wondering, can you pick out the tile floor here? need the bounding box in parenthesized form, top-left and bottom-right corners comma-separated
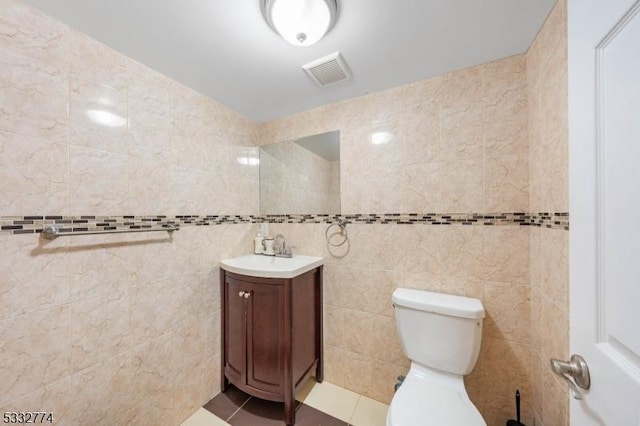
(181, 380, 389, 426)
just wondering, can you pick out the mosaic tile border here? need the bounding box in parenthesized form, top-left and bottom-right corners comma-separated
(0, 212, 569, 237)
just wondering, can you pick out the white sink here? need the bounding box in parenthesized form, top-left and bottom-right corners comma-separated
(220, 254, 324, 279)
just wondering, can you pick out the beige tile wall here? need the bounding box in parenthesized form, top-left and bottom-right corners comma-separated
(527, 1, 570, 425)
(0, 1, 258, 424)
(259, 54, 535, 425)
(0, 1, 570, 426)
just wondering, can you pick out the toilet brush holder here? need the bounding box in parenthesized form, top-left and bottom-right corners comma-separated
(506, 389, 526, 426)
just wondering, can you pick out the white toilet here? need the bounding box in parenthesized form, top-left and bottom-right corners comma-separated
(387, 288, 486, 426)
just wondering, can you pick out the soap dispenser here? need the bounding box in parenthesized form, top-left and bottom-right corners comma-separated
(254, 230, 264, 254)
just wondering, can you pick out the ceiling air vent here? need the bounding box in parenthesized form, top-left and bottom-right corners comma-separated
(302, 52, 351, 87)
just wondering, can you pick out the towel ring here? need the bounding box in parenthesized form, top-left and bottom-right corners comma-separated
(326, 220, 348, 247)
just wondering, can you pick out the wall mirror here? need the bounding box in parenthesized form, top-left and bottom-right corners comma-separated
(259, 130, 340, 215)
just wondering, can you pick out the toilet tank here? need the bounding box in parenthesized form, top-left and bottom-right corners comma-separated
(392, 288, 485, 375)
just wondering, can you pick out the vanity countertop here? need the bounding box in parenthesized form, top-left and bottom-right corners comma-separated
(220, 254, 324, 279)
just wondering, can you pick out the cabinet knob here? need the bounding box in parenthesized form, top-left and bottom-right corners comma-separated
(243, 291, 251, 299)
(239, 291, 245, 297)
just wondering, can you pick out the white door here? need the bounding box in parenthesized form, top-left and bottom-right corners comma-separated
(569, 0, 640, 424)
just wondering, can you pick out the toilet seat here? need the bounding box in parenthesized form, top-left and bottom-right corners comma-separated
(386, 376, 485, 426)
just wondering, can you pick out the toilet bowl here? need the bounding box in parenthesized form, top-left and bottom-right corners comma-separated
(387, 288, 486, 426)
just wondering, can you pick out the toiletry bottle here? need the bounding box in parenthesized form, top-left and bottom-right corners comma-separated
(254, 231, 264, 254)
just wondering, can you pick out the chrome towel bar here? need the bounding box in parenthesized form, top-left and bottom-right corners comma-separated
(42, 224, 179, 240)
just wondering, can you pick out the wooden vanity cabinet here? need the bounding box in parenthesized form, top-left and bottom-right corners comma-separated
(220, 267, 323, 426)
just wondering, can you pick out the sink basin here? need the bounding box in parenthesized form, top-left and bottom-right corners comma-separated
(220, 254, 324, 279)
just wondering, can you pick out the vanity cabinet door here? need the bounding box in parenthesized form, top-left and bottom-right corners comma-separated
(246, 282, 285, 396)
(223, 275, 248, 385)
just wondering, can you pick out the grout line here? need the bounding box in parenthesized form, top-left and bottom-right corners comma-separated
(226, 396, 253, 422)
(348, 395, 361, 425)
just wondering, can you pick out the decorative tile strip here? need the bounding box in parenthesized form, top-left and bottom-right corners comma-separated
(0, 212, 569, 237)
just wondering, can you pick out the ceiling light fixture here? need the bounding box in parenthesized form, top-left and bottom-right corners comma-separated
(262, 0, 338, 47)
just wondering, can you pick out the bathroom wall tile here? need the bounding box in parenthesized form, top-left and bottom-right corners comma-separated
(204, 352, 222, 402)
(67, 234, 129, 301)
(0, 306, 71, 406)
(171, 165, 211, 214)
(223, 175, 260, 215)
(403, 110, 440, 165)
(541, 297, 568, 363)
(531, 350, 544, 420)
(130, 278, 179, 342)
(339, 124, 369, 172)
(130, 334, 175, 426)
(69, 30, 130, 90)
(440, 158, 483, 213)
(345, 225, 407, 271)
(0, 234, 69, 321)
(370, 119, 404, 164)
(70, 289, 130, 372)
(370, 315, 408, 367)
(484, 282, 531, 344)
(69, 78, 128, 154)
(324, 305, 344, 349)
(403, 272, 484, 301)
(439, 225, 485, 280)
(403, 162, 443, 213)
(172, 274, 206, 329)
(465, 349, 485, 415)
(0, 377, 71, 426)
(542, 366, 569, 426)
(484, 154, 529, 212)
(172, 322, 207, 423)
(323, 346, 347, 388)
(343, 350, 373, 398)
(171, 227, 216, 277)
(343, 309, 376, 356)
(0, 132, 69, 216)
(70, 351, 133, 426)
(69, 146, 129, 215)
(344, 267, 401, 317)
(441, 67, 483, 111)
(482, 61, 528, 158)
(127, 233, 176, 286)
(440, 102, 483, 161)
(127, 78, 172, 161)
(203, 301, 221, 363)
(0, 1, 69, 140)
(372, 360, 407, 405)
(403, 76, 443, 113)
(170, 85, 211, 170)
(530, 288, 543, 353)
(128, 155, 172, 216)
(203, 268, 221, 315)
(483, 226, 530, 285)
(540, 228, 569, 310)
(483, 337, 532, 403)
(539, 134, 568, 213)
(529, 227, 542, 290)
(402, 226, 442, 275)
(482, 54, 526, 78)
(323, 265, 351, 308)
(341, 167, 405, 213)
(539, 0, 567, 67)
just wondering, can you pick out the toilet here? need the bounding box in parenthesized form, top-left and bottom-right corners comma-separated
(387, 288, 486, 426)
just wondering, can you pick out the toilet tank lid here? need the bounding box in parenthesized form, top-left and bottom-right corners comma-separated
(392, 288, 485, 319)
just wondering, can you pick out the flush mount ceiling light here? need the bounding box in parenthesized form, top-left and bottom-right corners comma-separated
(262, 0, 338, 47)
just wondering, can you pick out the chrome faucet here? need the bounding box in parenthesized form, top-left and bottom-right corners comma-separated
(274, 234, 294, 258)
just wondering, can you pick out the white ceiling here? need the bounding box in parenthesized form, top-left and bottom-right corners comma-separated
(23, 0, 556, 123)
